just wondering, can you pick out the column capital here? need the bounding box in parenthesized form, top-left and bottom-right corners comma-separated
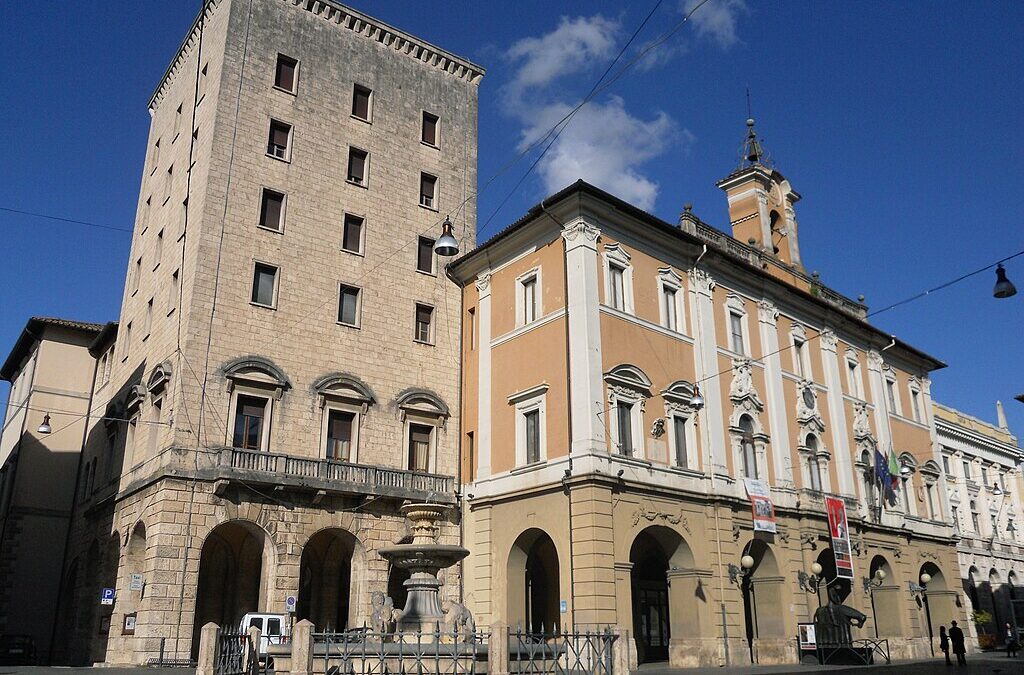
(867, 350, 884, 371)
(688, 268, 716, 297)
(820, 328, 838, 352)
(561, 218, 600, 250)
(475, 271, 492, 297)
(756, 298, 779, 325)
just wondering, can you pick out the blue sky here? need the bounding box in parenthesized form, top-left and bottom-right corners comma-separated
(1, 1, 1022, 434)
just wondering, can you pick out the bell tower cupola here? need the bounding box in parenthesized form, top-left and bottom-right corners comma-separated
(716, 118, 804, 270)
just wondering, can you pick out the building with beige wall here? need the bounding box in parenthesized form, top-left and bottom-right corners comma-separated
(934, 401, 1024, 648)
(449, 126, 965, 667)
(0, 317, 104, 663)
(55, 0, 482, 665)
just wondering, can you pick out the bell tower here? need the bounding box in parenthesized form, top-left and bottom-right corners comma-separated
(716, 119, 804, 270)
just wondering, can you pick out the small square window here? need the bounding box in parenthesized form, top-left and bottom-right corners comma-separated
(338, 284, 361, 327)
(416, 236, 435, 274)
(420, 173, 437, 209)
(347, 147, 368, 185)
(275, 54, 298, 92)
(267, 120, 292, 161)
(422, 111, 439, 146)
(251, 262, 278, 307)
(259, 188, 285, 231)
(342, 214, 364, 253)
(415, 303, 434, 344)
(352, 84, 372, 121)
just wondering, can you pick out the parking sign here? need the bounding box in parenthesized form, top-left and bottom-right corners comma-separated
(100, 588, 115, 605)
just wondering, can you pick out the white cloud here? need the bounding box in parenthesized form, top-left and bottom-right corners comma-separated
(519, 97, 687, 211)
(504, 15, 619, 104)
(682, 0, 747, 48)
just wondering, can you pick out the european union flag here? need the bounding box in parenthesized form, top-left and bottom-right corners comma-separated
(874, 447, 890, 488)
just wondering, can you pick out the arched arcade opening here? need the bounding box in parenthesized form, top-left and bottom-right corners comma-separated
(297, 528, 364, 631)
(507, 529, 561, 633)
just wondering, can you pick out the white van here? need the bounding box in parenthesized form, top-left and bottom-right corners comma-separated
(239, 613, 290, 658)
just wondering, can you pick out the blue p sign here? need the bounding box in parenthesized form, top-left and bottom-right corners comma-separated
(100, 588, 115, 605)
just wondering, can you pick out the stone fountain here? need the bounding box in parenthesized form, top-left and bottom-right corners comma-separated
(379, 502, 469, 636)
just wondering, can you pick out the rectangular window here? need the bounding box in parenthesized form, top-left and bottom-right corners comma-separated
(326, 409, 355, 461)
(981, 465, 989, 487)
(352, 84, 372, 121)
(673, 416, 688, 467)
(616, 402, 633, 456)
(662, 286, 678, 331)
(847, 360, 860, 397)
(165, 165, 174, 202)
(133, 257, 142, 295)
(730, 312, 745, 354)
(147, 396, 163, 457)
(174, 104, 182, 139)
(150, 139, 160, 173)
(522, 275, 538, 324)
(122, 322, 132, 361)
(963, 460, 972, 480)
(524, 409, 540, 464)
(422, 111, 439, 146)
(251, 262, 278, 307)
(420, 173, 437, 209)
(267, 120, 291, 160)
(886, 379, 897, 412)
(408, 423, 432, 472)
(337, 284, 360, 327)
(142, 196, 151, 232)
(232, 394, 267, 450)
(609, 265, 625, 310)
(275, 54, 298, 92)
(942, 455, 950, 474)
(415, 304, 434, 344)
(793, 339, 805, 377)
(911, 390, 921, 422)
(342, 213, 363, 253)
(126, 414, 138, 464)
(154, 229, 164, 269)
(168, 269, 179, 315)
(347, 147, 368, 185)
(198, 63, 208, 102)
(259, 189, 285, 231)
(467, 308, 476, 350)
(143, 298, 153, 337)
(417, 236, 435, 274)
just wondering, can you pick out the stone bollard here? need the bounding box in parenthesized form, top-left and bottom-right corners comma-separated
(290, 619, 315, 675)
(246, 626, 262, 673)
(195, 622, 219, 675)
(610, 626, 631, 675)
(488, 621, 508, 675)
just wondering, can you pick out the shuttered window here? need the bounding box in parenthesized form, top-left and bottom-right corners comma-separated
(342, 214, 363, 253)
(275, 54, 298, 92)
(348, 148, 367, 184)
(352, 85, 372, 120)
(422, 111, 438, 145)
(259, 189, 285, 231)
(420, 173, 437, 208)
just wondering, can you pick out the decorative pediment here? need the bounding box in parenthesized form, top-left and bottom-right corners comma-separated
(920, 459, 941, 480)
(657, 266, 683, 286)
(604, 364, 652, 393)
(729, 358, 763, 411)
(313, 373, 375, 412)
(898, 452, 917, 474)
(662, 380, 699, 415)
(396, 388, 450, 424)
(602, 242, 631, 265)
(146, 361, 173, 395)
(222, 355, 291, 396)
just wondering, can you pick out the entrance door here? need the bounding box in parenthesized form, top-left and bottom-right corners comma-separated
(633, 582, 670, 662)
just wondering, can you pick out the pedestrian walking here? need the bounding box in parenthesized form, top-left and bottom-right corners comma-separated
(1006, 622, 1019, 657)
(949, 620, 967, 666)
(939, 625, 952, 665)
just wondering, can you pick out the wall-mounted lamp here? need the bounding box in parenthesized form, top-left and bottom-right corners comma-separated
(729, 554, 755, 585)
(909, 573, 930, 599)
(863, 568, 886, 594)
(38, 413, 52, 435)
(798, 562, 824, 593)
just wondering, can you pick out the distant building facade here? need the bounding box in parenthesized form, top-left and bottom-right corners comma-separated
(55, 0, 481, 665)
(0, 317, 104, 662)
(935, 401, 1024, 647)
(450, 129, 964, 667)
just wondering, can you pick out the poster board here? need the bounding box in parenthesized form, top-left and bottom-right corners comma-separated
(798, 623, 817, 650)
(744, 478, 777, 533)
(825, 496, 854, 579)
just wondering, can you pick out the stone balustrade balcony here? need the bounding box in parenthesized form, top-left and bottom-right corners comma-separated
(213, 447, 456, 504)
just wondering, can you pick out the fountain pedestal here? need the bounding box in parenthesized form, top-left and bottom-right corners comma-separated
(379, 503, 468, 635)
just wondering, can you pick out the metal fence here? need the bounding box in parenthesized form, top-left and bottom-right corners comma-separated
(508, 627, 616, 675)
(214, 630, 259, 675)
(314, 628, 489, 675)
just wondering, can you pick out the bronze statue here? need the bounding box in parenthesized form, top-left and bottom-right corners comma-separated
(813, 584, 866, 646)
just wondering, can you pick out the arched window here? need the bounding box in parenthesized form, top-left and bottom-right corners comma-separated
(807, 435, 822, 491)
(739, 416, 757, 479)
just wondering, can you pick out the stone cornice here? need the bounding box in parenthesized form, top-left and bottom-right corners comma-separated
(149, 0, 485, 112)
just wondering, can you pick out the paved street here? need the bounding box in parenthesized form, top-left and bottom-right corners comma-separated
(636, 654, 1024, 675)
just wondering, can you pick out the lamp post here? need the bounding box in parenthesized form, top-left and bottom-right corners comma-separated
(728, 554, 756, 663)
(910, 573, 933, 656)
(797, 562, 825, 608)
(863, 569, 886, 638)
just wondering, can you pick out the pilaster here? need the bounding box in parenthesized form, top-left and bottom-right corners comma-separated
(689, 269, 727, 474)
(476, 272, 493, 478)
(866, 351, 892, 452)
(562, 220, 606, 456)
(820, 329, 854, 495)
(756, 299, 792, 487)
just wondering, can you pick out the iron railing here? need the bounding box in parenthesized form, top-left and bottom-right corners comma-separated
(508, 627, 616, 675)
(223, 448, 455, 501)
(314, 628, 488, 675)
(214, 630, 258, 675)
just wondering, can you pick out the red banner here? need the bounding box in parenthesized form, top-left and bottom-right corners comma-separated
(825, 496, 854, 579)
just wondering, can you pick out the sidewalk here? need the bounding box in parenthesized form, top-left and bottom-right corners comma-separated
(635, 653, 1024, 675)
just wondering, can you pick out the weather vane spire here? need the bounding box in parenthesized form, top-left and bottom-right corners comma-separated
(739, 88, 768, 168)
